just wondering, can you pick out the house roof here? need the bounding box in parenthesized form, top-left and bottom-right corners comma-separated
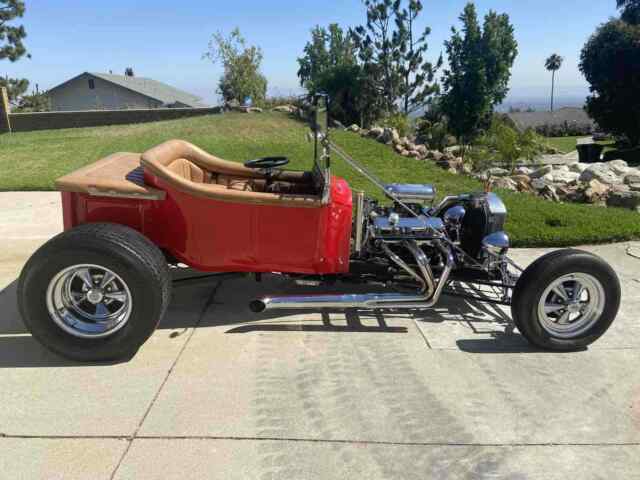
(48, 72, 206, 108)
(506, 107, 594, 131)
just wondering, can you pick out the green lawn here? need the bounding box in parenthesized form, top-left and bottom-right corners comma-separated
(1, 112, 639, 247)
(546, 136, 617, 155)
(546, 136, 581, 154)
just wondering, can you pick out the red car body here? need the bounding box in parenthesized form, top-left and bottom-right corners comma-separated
(61, 173, 353, 275)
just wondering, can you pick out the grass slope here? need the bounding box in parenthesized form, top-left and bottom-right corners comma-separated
(1, 112, 639, 247)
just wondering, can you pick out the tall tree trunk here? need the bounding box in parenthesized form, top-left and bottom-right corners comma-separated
(550, 70, 555, 112)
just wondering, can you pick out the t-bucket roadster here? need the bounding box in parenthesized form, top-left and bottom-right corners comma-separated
(18, 96, 621, 361)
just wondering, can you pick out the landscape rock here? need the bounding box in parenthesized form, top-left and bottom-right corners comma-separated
(430, 151, 443, 162)
(579, 164, 624, 185)
(582, 179, 610, 204)
(540, 185, 560, 202)
(490, 177, 518, 191)
(379, 127, 400, 145)
(514, 166, 533, 175)
(569, 162, 589, 174)
(628, 184, 640, 192)
(332, 119, 345, 129)
(531, 178, 549, 191)
(416, 145, 428, 156)
(608, 159, 630, 175)
(486, 167, 510, 177)
(368, 126, 384, 139)
(624, 172, 640, 185)
(347, 124, 360, 133)
(530, 165, 554, 179)
(511, 175, 534, 193)
(607, 190, 640, 212)
(550, 170, 581, 184)
(272, 105, 295, 113)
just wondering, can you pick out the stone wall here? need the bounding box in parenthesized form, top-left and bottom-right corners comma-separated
(3, 105, 223, 133)
(0, 87, 10, 133)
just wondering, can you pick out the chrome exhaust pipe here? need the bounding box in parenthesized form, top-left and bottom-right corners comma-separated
(250, 243, 454, 312)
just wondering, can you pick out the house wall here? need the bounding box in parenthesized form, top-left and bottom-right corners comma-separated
(49, 74, 163, 111)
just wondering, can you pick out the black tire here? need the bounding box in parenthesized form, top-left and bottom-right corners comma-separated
(511, 249, 621, 351)
(18, 223, 171, 362)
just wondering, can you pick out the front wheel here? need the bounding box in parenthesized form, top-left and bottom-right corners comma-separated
(511, 249, 621, 351)
(18, 223, 171, 362)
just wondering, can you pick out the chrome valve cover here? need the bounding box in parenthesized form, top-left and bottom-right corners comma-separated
(385, 183, 436, 203)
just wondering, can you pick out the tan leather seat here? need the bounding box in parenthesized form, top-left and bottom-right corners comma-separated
(167, 158, 207, 183)
(141, 140, 322, 208)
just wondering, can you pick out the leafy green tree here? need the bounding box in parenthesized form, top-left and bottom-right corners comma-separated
(545, 53, 563, 112)
(393, 0, 441, 115)
(297, 23, 378, 126)
(617, 0, 640, 24)
(204, 28, 267, 105)
(441, 2, 518, 149)
(1, 0, 27, 61)
(14, 90, 48, 112)
(0, 75, 27, 102)
(580, 4, 640, 145)
(1, 1, 29, 107)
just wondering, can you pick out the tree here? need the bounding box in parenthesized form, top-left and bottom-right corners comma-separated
(297, 24, 369, 126)
(1, 1, 29, 108)
(580, 7, 640, 145)
(14, 90, 48, 112)
(393, 0, 442, 115)
(0, 0, 27, 61)
(204, 28, 267, 105)
(0, 75, 27, 103)
(617, 0, 640, 24)
(545, 54, 563, 112)
(440, 2, 518, 148)
(297, 24, 357, 92)
(351, 0, 403, 114)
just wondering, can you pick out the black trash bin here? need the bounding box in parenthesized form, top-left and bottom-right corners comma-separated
(576, 143, 604, 163)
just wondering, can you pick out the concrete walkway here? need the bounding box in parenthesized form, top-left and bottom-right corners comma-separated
(1, 192, 639, 479)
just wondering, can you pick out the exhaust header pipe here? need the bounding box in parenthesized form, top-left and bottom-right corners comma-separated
(250, 243, 454, 313)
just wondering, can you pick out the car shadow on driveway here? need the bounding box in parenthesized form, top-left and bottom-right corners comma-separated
(0, 274, 537, 367)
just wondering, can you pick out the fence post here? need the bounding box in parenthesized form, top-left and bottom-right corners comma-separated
(0, 87, 11, 133)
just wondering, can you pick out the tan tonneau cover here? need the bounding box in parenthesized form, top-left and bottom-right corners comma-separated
(55, 152, 165, 200)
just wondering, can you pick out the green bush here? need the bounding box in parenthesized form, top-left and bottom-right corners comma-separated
(380, 113, 412, 137)
(468, 119, 545, 171)
(415, 119, 453, 150)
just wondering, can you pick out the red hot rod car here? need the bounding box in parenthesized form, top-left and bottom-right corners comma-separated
(18, 97, 621, 361)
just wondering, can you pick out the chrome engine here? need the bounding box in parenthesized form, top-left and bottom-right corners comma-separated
(250, 186, 514, 313)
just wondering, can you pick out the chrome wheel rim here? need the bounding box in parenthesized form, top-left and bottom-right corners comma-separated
(46, 264, 133, 338)
(537, 273, 605, 339)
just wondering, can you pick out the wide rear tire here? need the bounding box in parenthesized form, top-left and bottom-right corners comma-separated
(18, 223, 171, 362)
(511, 249, 621, 351)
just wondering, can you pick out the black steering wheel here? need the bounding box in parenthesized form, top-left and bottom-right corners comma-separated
(244, 157, 289, 170)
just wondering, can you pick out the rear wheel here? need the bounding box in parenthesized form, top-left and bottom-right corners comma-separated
(18, 223, 171, 362)
(511, 249, 620, 351)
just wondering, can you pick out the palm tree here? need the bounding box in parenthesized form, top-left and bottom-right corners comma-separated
(545, 54, 563, 112)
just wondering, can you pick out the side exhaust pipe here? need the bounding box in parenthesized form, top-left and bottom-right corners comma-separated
(250, 244, 454, 312)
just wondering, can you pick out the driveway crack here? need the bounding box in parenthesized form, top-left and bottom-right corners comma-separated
(108, 280, 223, 480)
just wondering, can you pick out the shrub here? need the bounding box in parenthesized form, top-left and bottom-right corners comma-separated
(468, 119, 545, 171)
(380, 113, 412, 138)
(415, 119, 454, 151)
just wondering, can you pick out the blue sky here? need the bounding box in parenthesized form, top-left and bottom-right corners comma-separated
(1, 1, 620, 106)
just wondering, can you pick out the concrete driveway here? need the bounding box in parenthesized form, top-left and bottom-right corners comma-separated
(1, 192, 639, 479)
